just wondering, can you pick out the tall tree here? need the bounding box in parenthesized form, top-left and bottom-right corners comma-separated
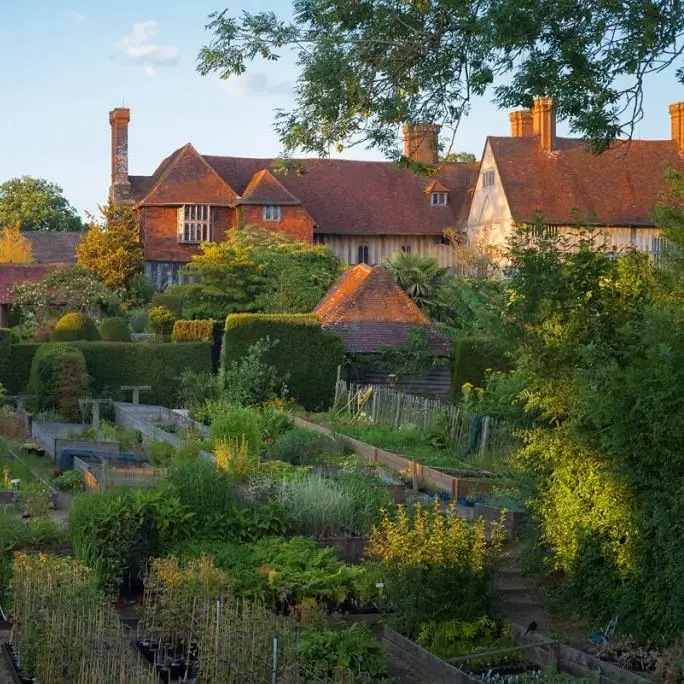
(0, 177, 82, 232)
(440, 152, 477, 164)
(0, 225, 33, 263)
(76, 203, 144, 292)
(198, 2, 684, 160)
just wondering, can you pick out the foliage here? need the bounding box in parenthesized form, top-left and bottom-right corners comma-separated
(367, 500, 503, 637)
(297, 624, 387, 679)
(128, 307, 149, 333)
(147, 440, 176, 466)
(198, 2, 684, 158)
(98, 316, 132, 342)
(52, 469, 85, 493)
(440, 152, 477, 163)
(13, 265, 119, 323)
(377, 326, 447, 383)
(27, 343, 89, 421)
(76, 202, 143, 292)
(69, 486, 194, 587)
(172, 318, 214, 341)
(417, 616, 513, 660)
(171, 535, 363, 609)
(276, 469, 392, 537)
(51, 311, 100, 342)
(452, 336, 508, 399)
(214, 436, 260, 477)
(0, 224, 33, 263)
(180, 227, 342, 319)
(223, 313, 344, 411)
(151, 291, 185, 317)
(208, 402, 264, 454)
(270, 426, 342, 465)
(148, 305, 177, 340)
(385, 252, 449, 313)
(221, 335, 285, 405)
(0, 176, 82, 231)
(177, 369, 221, 411)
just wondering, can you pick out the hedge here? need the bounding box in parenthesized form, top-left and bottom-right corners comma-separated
(99, 317, 132, 342)
(451, 336, 508, 399)
(223, 314, 344, 411)
(0, 341, 212, 407)
(51, 312, 100, 342)
(172, 319, 214, 342)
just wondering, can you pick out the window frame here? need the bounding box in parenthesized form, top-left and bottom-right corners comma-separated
(262, 205, 281, 221)
(177, 205, 213, 244)
(431, 192, 448, 206)
(357, 244, 370, 264)
(482, 170, 496, 188)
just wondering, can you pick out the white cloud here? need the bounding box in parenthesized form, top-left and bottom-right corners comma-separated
(68, 10, 86, 22)
(120, 20, 179, 75)
(220, 72, 292, 97)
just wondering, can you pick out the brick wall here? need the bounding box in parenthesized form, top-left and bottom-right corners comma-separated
(240, 205, 315, 242)
(139, 206, 235, 262)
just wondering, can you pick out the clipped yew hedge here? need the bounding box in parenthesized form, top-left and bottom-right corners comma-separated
(0, 341, 212, 406)
(451, 336, 508, 399)
(222, 314, 343, 411)
(172, 319, 214, 342)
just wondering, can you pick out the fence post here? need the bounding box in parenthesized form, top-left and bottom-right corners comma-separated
(411, 460, 418, 491)
(271, 633, 278, 684)
(479, 416, 490, 459)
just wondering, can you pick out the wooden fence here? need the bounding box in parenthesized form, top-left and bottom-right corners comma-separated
(332, 380, 516, 467)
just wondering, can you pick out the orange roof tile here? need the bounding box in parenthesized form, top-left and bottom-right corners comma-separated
(490, 136, 684, 226)
(238, 169, 301, 205)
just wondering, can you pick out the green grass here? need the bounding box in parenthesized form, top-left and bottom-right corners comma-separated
(305, 414, 479, 470)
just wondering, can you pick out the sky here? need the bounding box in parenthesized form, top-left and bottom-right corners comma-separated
(0, 0, 682, 220)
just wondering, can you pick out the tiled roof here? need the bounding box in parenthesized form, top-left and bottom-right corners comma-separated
(315, 264, 451, 355)
(130, 154, 478, 235)
(25, 232, 82, 264)
(490, 136, 684, 226)
(238, 169, 301, 205)
(0, 264, 62, 305)
(137, 144, 238, 206)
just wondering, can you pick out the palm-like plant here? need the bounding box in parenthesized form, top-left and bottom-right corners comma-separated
(384, 252, 448, 312)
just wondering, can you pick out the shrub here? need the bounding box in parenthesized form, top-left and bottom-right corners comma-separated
(270, 427, 341, 465)
(451, 336, 507, 399)
(147, 441, 176, 465)
(128, 308, 149, 333)
(151, 291, 184, 317)
(223, 314, 344, 411)
(52, 470, 84, 493)
(172, 319, 214, 342)
(27, 343, 89, 421)
(51, 312, 100, 342)
(69, 486, 193, 587)
(148, 306, 177, 340)
(99, 317, 132, 342)
(207, 402, 264, 454)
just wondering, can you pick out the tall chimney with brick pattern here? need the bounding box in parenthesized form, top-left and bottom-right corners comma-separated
(532, 97, 556, 152)
(509, 110, 534, 137)
(109, 108, 133, 204)
(670, 102, 684, 152)
(402, 123, 441, 165)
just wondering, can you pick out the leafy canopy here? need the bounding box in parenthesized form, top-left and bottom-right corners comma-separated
(76, 203, 144, 293)
(180, 227, 342, 319)
(0, 225, 33, 263)
(197, 1, 684, 160)
(0, 177, 82, 232)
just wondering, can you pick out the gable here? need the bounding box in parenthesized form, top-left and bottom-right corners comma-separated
(466, 140, 513, 229)
(239, 169, 301, 205)
(139, 144, 238, 206)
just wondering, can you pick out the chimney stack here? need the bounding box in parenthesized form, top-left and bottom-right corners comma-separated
(670, 102, 684, 152)
(532, 97, 556, 152)
(402, 123, 441, 165)
(509, 110, 534, 137)
(109, 108, 132, 204)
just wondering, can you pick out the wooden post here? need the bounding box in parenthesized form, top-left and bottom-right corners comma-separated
(411, 460, 419, 491)
(92, 401, 100, 431)
(479, 416, 490, 458)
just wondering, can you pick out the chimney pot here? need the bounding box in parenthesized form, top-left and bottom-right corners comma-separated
(532, 97, 556, 152)
(109, 108, 132, 204)
(402, 123, 441, 165)
(669, 102, 684, 152)
(509, 110, 534, 137)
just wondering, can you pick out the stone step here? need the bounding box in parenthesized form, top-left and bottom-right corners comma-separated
(494, 578, 530, 593)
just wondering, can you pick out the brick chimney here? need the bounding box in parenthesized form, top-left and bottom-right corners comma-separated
(669, 102, 684, 152)
(532, 97, 556, 152)
(402, 123, 441, 165)
(509, 110, 534, 137)
(109, 108, 133, 204)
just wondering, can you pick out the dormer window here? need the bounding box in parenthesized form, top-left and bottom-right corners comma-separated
(177, 205, 212, 243)
(263, 205, 281, 221)
(431, 192, 448, 206)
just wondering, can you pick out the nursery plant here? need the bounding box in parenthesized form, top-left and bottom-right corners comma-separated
(270, 427, 344, 466)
